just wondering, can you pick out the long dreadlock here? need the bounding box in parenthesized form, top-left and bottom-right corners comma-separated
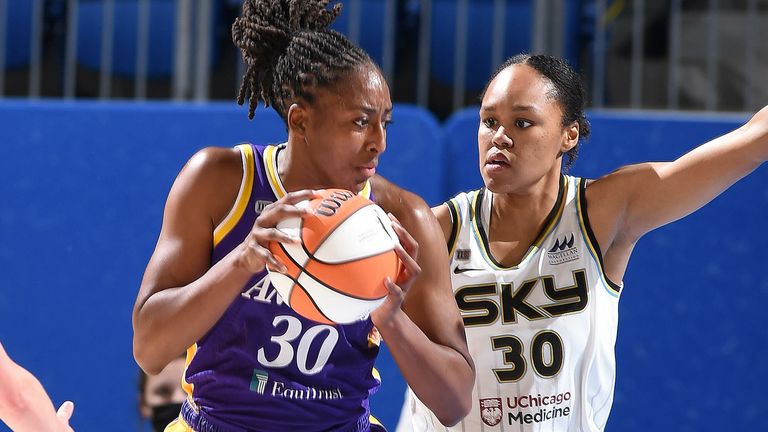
(231, 0, 373, 120)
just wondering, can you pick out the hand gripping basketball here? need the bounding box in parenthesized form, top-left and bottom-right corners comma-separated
(239, 189, 320, 275)
(370, 213, 422, 328)
(268, 189, 403, 324)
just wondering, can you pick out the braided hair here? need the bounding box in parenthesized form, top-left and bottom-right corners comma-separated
(483, 54, 590, 172)
(232, 0, 374, 120)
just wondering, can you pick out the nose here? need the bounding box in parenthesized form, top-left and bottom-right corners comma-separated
(492, 125, 513, 148)
(366, 122, 387, 154)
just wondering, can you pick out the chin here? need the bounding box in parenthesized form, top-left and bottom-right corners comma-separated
(483, 176, 516, 194)
(330, 180, 363, 193)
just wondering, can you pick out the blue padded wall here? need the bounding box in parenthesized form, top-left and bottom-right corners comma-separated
(442, 106, 484, 195)
(376, 104, 445, 206)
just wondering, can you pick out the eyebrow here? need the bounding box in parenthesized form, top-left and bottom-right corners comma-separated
(480, 103, 540, 114)
(357, 106, 393, 115)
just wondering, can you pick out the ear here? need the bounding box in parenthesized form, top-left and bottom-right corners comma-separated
(561, 122, 579, 153)
(286, 103, 308, 140)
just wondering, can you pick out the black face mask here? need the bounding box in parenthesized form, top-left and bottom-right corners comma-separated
(151, 403, 183, 432)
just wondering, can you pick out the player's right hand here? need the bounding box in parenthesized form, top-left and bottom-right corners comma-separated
(56, 401, 75, 432)
(238, 189, 321, 274)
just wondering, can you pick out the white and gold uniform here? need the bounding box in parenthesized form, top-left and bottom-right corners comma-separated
(399, 175, 622, 432)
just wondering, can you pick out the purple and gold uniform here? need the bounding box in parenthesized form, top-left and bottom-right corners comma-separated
(167, 144, 385, 432)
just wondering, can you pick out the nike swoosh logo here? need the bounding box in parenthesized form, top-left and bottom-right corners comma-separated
(453, 266, 484, 274)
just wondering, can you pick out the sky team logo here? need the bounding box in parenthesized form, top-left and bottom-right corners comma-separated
(547, 233, 579, 265)
(480, 398, 502, 427)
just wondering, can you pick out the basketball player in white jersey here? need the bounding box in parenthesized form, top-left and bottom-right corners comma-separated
(397, 54, 768, 431)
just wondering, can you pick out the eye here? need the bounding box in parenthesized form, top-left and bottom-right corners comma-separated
(482, 118, 497, 129)
(515, 119, 532, 128)
(354, 118, 369, 128)
(153, 384, 174, 398)
(383, 119, 394, 130)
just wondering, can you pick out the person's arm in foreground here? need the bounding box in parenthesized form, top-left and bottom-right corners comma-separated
(132, 148, 316, 374)
(588, 105, 768, 281)
(371, 175, 475, 427)
(0, 342, 74, 432)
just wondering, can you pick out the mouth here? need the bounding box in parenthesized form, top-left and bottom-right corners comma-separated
(485, 152, 511, 168)
(357, 161, 378, 178)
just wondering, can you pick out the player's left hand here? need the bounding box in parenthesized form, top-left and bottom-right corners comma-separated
(370, 214, 421, 328)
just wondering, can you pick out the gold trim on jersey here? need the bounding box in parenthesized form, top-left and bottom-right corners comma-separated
(576, 178, 622, 296)
(263, 144, 285, 198)
(445, 199, 462, 256)
(263, 143, 372, 199)
(213, 144, 255, 247)
(370, 415, 384, 427)
(471, 175, 568, 270)
(182, 343, 197, 400)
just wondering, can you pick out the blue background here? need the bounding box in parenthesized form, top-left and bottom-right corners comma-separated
(0, 100, 765, 431)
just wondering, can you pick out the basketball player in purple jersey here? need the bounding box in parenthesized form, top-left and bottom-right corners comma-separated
(131, 1, 474, 431)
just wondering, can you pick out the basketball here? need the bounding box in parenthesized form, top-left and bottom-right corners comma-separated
(268, 189, 402, 324)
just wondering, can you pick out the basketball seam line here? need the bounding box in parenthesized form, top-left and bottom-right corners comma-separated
(279, 241, 389, 302)
(276, 241, 335, 323)
(300, 202, 395, 265)
(306, 201, 374, 254)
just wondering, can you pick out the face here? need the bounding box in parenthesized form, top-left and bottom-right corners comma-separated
(478, 64, 578, 194)
(140, 357, 186, 417)
(289, 63, 392, 192)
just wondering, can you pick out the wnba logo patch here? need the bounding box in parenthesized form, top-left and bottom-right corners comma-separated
(479, 398, 502, 426)
(547, 233, 579, 265)
(255, 200, 273, 214)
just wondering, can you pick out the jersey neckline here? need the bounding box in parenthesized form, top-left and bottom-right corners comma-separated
(472, 175, 568, 270)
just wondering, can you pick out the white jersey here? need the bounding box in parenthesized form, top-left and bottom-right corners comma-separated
(399, 176, 622, 432)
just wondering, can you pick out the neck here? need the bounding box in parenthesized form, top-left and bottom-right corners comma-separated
(276, 141, 365, 193)
(489, 170, 563, 238)
(277, 139, 321, 192)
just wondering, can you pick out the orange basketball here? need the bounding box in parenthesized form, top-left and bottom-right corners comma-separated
(268, 189, 402, 324)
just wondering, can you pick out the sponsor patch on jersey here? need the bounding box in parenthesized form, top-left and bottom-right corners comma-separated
(251, 368, 345, 400)
(250, 369, 269, 395)
(480, 398, 503, 427)
(255, 199, 273, 214)
(547, 233, 579, 265)
(456, 249, 471, 261)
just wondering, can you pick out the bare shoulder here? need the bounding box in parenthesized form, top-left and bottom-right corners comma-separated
(370, 175, 435, 220)
(370, 175, 435, 228)
(180, 147, 242, 195)
(430, 203, 452, 243)
(173, 146, 244, 227)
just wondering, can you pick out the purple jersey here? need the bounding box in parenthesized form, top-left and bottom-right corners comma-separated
(181, 144, 383, 432)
